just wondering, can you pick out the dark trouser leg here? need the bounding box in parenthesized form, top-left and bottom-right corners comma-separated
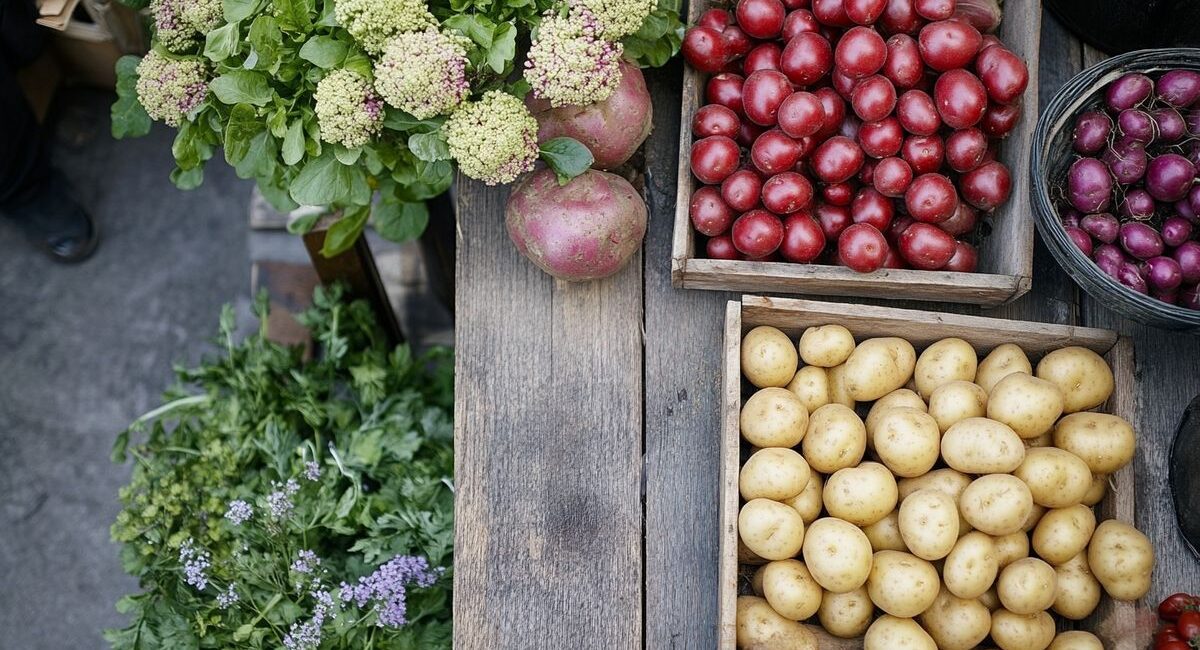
(0, 0, 49, 208)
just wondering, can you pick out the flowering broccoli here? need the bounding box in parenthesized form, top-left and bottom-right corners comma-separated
(135, 51, 209, 127)
(314, 69, 385, 148)
(443, 91, 539, 186)
(333, 0, 436, 55)
(374, 28, 469, 119)
(150, 0, 222, 53)
(525, 7, 624, 108)
(573, 0, 655, 39)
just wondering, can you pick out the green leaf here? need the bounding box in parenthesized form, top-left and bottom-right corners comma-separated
(233, 624, 255, 642)
(445, 14, 496, 47)
(171, 165, 205, 189)
(383, 110, 442, 133)
(235, 131, 277, 179)
(321, 205, 370, 256)
(209, 70, 273, 106)
(334, 486, 357, 518)
(374, 201, 429, 242)
(299, 35, 348, 69)
(247, 16, 282, 72)
(203, 21, 240, 62)
(539, 137, 594, 185)
(223, 0, 259, 21)
(258, 176, 299, 212)
(334, 146, 362, 165)
(287, 211, 321, 234)
(282, 120, 305, 166)
(487, 22, 517, 74)
(342, 53, 374, 80)
(408, 132, 450, 162)
(272, 0, 313, 30)
(111, 56, 152, 139)
(290, 150, 352, 206)
(223, 103, 259, 165)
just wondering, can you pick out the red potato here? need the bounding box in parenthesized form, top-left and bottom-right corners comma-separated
(905, 172, 958, 222)
(812, 0, 854, 26)
(722, 169, 764, 212)
(816, 202, 853, 239)
(814, 87, 848, 140)
(743, 70, 793, 126)
(706, 73, 746, 116)
(762, 172, 815, 214)
(752, 130, 803, 174)
(846, 0, 889, 24)
(873, 156, 914, 196)
(744, 42, 784, 74)
(721, 24, 755, 61)
(832, 66, 861, 100)
(781, 31, 834, 86)
(682, 26, 727, 72)
(899, 221, 957, 268)
(902, 133, 944, 174)
(953, 0, 1001, 32)
(934, 69, 988, 128)
(822, 181, 855, 206)
(939, 200, 979, 236)
(960, 160, 1011, 210)
(780, 212, 827, 261)
(839, 223, 890, 271)
(896, 90, 941, 135)
(732, 209, 786, 257)
(852, 75, 898, 122)
(783, 8, 821, 39)
(945, 127, 988, 172)
(980, 101, 1021, 137)
(944, 240, 978, 271)
(698, 8, 732, 30)
(528, 60, 652, 170)
(975, 46, 1028, 105)
(812, 136, 866, 183)
(737, 0, 788, 39)
(690, 186, 736, 236)
(918, 19, 982, 71)
(880, 0, 924, 35)
(883, 34, 924, 89)
(851, 187, 895, 230)
(777, 91, 827, 138)
(858, 157, 877, 184)
(707, 234, 742, 259)
(915, 0, 955, 20)
(691, 135, 741, 184)
(836, 26, 889, 78)
(693, 104, 741, 139)
(859, 117, 904, 158)
(506, 167, 648, 281)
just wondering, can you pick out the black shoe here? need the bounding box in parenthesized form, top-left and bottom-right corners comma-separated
(4, 171, 98, 263)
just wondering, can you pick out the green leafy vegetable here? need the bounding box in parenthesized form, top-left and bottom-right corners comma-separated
(539, 137, 594, 185)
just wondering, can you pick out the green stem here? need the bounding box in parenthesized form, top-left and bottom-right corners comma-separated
(130, 394, 210, 426)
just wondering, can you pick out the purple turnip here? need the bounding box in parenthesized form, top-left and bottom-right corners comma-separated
(1119, 221, 1165, 260)
(1144, 255, 1184, 291)
(1067, 157, 1113, 213)
(1152, 108, 1186, 143)
(1105, 73, 1153, 111)
(1162, 216, 1194, 247)
(1102, 138, 1148, 185)
(1118, 189, 1156, 220)
(1094, 243, 1125, 279)
(1157, 70, 1200, 108)
(1072, 111, 1112, 155)
(1117, 261, 1149, 294)
(1080, 212, 1119, 243)
(1065, 226, 1093, 256)
(1145, 153, 1196, 202)
(1176, 241, 1200, 284)
(1117, 109, 1156, 143)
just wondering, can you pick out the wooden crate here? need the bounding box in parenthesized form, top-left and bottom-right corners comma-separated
(719, 296, 1140, 648)
(673, 2, 1041, 306)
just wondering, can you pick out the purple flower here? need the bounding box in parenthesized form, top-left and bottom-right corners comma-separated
(292, 550, 319, 575)
(303, 461, 321, 482)
(283, 587, 337, 650)
(178, 538, 210, 591)
(224, 499, 252, 525)
(268, 479, 300, 520)
(338, 555, 441, 628)
(216, 584, 239, 609)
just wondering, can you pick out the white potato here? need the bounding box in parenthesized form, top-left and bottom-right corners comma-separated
(943, 531, 998, 599)
(862, 510, 908, 552)
(942, 417, 1025, 474)
(918, 585, 992, 650)
(1087, 520, 1154, 601)
(959, 474, 1033, 536)
(783, 473, 823, 524)
(739, 498, 806, 561)
(1048, 631, 1104, 650)
(898, 489, 959, 561)
(742, 326, 799, 389)
(978, 586, 1001, 611)
(1081, 474, 1108, 506)
(761, 559, 823, 621)
(987, 373, 1065, 439)
(993, 532, 1030, 570)
(817, 586, 873, 638)
(799, 325, 856, 368)
(866, 389, 927, 438)
(1024, 431, 1054, 448)
(928, 380, 988, 433)
(1052, 552, 1101, 620)
(1032, 505, 1096, 566)
(736, 595, 818, 649)
(1053, 413, 1136, 474)
(1022, 503, 1048, 533)
(866, 550, 940, 617)
(864, 614, 936, 650)
(738, 537, 768, 565)
(802, 517, 874, 593)
(990, 609, 1055, 650)
(740, 448, 811, 501)
(872, 407, 941, 477)
(802, 404, 866, 473)
(898, 468, 974, 534)
(826, 362, 857, 409)
(976, 343, 1033, 394)
(1013, 447, 1092, 508)
(1035, 347, 1114, 413)
(740, 387, 809, 448)
(823, 462, 898, 527)
(843, 337, 917, 401)
(997, 557, 1057, 614)
(787, 366, 831, 414)
(914, 338, 978, 398)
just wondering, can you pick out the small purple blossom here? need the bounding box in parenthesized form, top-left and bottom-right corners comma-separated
(267, 479, 300, 520)
(224, 499, 252, 525)
(179, 538, 211, 591)
(303, 461, 322, 482)
(216, 584, 239, 609)
(283, 586, 337, 650)
(292, 549, 320, 575)
(338, 555, 441, 628)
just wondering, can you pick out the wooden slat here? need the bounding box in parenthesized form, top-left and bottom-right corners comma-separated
(717, 300, 742, 650)
(453, 178, 644, 649)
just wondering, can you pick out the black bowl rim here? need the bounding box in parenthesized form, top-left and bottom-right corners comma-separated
(1030, 47, 1200, 330)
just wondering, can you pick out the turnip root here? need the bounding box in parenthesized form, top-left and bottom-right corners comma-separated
(506, 167, 647, 281)
(526, 60, 653, 170)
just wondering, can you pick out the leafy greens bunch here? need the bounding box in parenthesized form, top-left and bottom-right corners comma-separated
(112, 0, 682, 255)
(106, 286, 455, 649)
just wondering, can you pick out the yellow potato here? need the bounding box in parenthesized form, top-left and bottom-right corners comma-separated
(740, 387, 809, 448)
(1035, 347, 1114, 413)
(898, 468, 974, 534)
(979, 586, 1001, 611)
(987, 373, 1065, 439)
(919, 585, 992, 650)
(826, 362, 857, 409)
(802, 404, 866, 473)
(843, 337, 917, 401)
(997, 557, 1057, 614)
(740, 448, 811, 501)
(761, 559, 823, 621)
(783, 473, 823, 524)
(798, 324, 856, 368)
(865, 389, 927, 446)
(866, 550, 940, 617)
(742, 326, 799, 388)
(993, 532, 1030, 570)
(862, 510, 908, 552)
(1048, 631, 1104, 650)
(976, 343, 1032, 394)
(1052, 552, 1101, 620)
(943, 531, 998, 599)
(1022, 503, 1048, 533)
(864, 614, 936, 650)
(817, 586, 873, 638)
(898, 489, 959, 561)
(823, 462, 898, 527)
(959, 474, 1033, 536)
(1032, 505, 1096, 565)
(739, 498, 806, 561)
(872, 407, 941, 477)
(1087, 520, 1154, 601)
(1013, 447, 1092, 508)
(914, 338, 978, 398)
(736, 595, 818, 649)
(941, 418, 1025, 474)
(802, 517, 874, 593)
(1053, 413, 1136, 474)
(787, 366, 831, 414)
(928, 380, 988, 434)
(738, 537, 768, 565)
(1024, 431, 1054, 448)
(990, 609, 1055, 650)
(1081, 474, 1108, 506)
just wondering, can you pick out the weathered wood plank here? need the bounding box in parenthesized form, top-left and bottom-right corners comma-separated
(453, 179, 644, 649)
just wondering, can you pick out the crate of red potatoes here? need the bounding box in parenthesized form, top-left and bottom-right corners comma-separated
(671, 0, 1038, 306)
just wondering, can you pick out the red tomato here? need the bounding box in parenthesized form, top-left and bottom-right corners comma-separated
(1159, 593, 1196, 623)
(1177, 610, 1200, 641)
(1158, 641, 1190, 650)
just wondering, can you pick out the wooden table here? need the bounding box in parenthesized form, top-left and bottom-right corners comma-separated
(453, 10, 1200, 648)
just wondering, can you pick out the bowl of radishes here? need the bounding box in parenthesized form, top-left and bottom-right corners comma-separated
(1032, 48, 1200, 330)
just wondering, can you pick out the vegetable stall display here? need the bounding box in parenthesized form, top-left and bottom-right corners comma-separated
(105, 287, 455, 649)
(111, 0, 681, 256)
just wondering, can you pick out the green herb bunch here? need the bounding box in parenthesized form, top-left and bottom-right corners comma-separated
(106, 286, 454, 649)
(112, 0, 682, 255)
